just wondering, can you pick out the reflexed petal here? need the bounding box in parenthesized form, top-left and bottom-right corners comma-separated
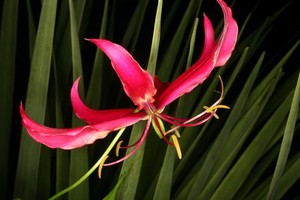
(156, 58, 215, 109)
(20, 103, 147, 149)
(215, 0, 238, 66)
(71, 77, 138, 124)
(87, 39, 157, 109)
(198, 14, 215, 61)
(156, 0, 238, 109)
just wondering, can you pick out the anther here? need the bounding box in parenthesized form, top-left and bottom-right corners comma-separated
(171, 135, 182, 159)
(174, 129, 181, 138)
(204, 105, 230, 119)
(98, 155, 109, 178)
(115, 140, 123, 157)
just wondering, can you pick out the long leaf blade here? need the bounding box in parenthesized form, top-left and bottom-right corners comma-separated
(13, 0, 58, 199)
(0, 0, 18, 198)
(267, 73, 300, 199)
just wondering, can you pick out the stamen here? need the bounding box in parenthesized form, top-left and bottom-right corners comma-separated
(159, 112, 212, 128)
(104, 118, 152, 166)
(159, 113, 189, 123)
(171, 135, 182, 159)
(119, 138, 143, 149)
(153, 116, 174, 146)
(115, 141, 123, 157)
(204, 105, 230, 119)
(218, 75, 225, 100)
(163, 76, 228, 136)
(174, 129, 181, 138)
(98, 155, 109, 178)
(145, 101, 157, 115)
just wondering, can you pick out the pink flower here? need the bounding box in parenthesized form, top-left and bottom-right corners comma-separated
(20, 0, 238, 164)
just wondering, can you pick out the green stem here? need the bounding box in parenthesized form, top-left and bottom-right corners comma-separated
(49, 128, 126, 200)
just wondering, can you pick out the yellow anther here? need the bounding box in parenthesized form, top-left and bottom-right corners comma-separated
(205, 104, 230, 112)
(98, 155, 109, 179)
(174, 129, 181, 138)
(204, 105, 230, 119)
(115, 140, 123, 157)
(171, 135, 182, 159)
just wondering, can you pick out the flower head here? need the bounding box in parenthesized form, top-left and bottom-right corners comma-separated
(20, 0, 238, 165)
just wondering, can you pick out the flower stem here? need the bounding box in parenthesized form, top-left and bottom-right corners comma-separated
(49, 128, 126, 200)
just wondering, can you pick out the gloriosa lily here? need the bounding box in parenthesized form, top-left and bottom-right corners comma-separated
(20, 0, 238, 166)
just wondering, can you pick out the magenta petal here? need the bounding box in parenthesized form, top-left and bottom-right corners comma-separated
(87, 39, 157, 109)
(20, 103, 146, 149)
(156, 0, 238, 109)
(215, 0, 238, 66)
(156, 55, 216, 110)
(198, 14, 216, 61)
(71, 77, 138, 124)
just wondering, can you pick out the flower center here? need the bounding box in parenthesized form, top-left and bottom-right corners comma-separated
(142, 101, 182, 158)
(99, 77, 229, 172)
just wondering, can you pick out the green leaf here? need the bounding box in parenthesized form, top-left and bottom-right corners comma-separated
(121, 0, 149, 51)
(49, 128, 126, 200)
(13, 0, 58, 199)
(0, 0, 18, 198)
(147, 0, 163, 77)
(199, 64, 279, 199)
(116, 122, 147, 200)
(210, 92, 293, 199)
(69, 148, 89, 200)
(234, 144, 281, 199)
(56, 149, 70, 195)
(158, 0, 202, 81)
(26, 0, 36, 59)
(224, 47, 249, 95)
(245, 151, 300, 200)
(244, 40, 300, 112)
(182, 52, 265, 200)
(52, 54, 70, 196)
(68, 0, 89, 199)
(267, 73, 300, 199)
(153, 147, 176, 200)
(86, 0, 109, 109)
(37, 147, 51, 199)
(69, 0, 84, 80)
(274, 152, 300, 199)
(103, 175, 125, 200)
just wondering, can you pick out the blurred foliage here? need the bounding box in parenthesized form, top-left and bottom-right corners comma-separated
(0, 0, 299, 199)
